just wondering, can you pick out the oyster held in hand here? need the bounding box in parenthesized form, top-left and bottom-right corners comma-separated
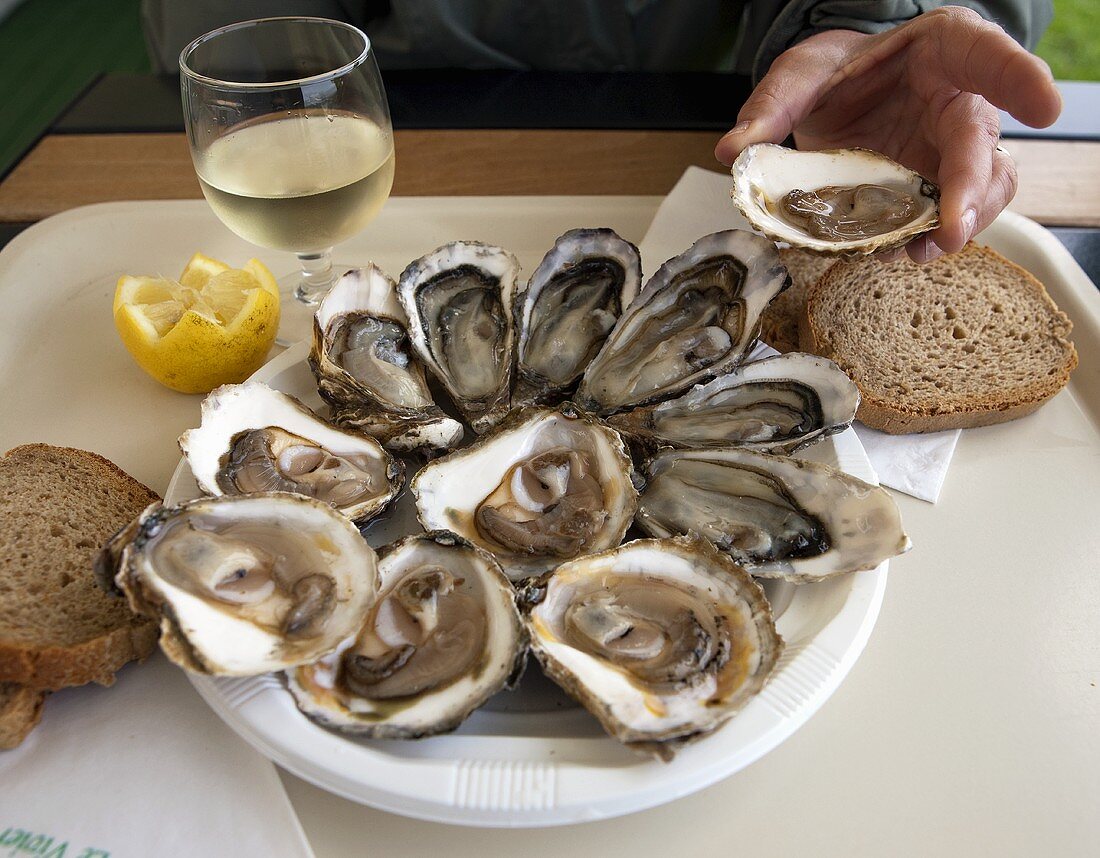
(730, 144, 939, 255)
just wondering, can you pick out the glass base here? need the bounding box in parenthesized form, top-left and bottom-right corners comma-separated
(274, 263, 355, 346)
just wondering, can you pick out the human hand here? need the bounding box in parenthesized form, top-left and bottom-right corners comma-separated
(714, 8, 1061, 263)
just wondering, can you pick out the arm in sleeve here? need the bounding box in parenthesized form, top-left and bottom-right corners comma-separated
(738, 0, 1054, 82)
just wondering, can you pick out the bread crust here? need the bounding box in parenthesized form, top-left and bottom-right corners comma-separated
(0, 683, 46, 750)
(0, 445, 160, 691)
(799, 244, 1078, 434)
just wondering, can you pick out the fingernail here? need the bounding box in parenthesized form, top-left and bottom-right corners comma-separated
(723, 120, 753, 139)
(962, 208, 978, 243)
(910, 236, 944, 264)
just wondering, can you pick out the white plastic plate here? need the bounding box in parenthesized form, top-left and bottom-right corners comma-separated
(165, 343, 889, 828)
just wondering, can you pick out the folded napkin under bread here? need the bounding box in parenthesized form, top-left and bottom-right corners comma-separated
(638, 167, 960, 503)
(0, 656, 312, 857)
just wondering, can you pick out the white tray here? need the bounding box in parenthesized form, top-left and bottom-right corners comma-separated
(3, 196, 1097, 853)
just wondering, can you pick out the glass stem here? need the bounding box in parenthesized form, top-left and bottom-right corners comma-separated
(294, 249, 336, 306)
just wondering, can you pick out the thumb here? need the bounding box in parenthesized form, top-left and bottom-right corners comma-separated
(715, 32, 863, 165)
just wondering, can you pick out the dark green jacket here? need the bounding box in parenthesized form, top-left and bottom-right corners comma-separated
(144, 0, 1052, 81)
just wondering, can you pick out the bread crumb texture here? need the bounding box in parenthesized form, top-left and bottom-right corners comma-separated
(801, 243, 1078, 433)
(0, 445, 160, 689)
(760, 248, 835, 353)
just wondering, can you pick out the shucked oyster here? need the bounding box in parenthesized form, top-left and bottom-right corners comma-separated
(289, 532, 525, 738)
(96, 493, 379, 675)
(399, 242, 519, 433)
(180, 382, 403, 524)
(309, 265, 464, 452)
(608, 352, 859, 454)
(635, 447, 910, 582)
(412, 406, 638, 580)
(524, 535, 782, 760)
(575, 230, 789, 415)
(513, 228, 641, 407)
(730, 144, 939, 255)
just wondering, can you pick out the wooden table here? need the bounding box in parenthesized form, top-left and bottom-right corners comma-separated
(1, 132, 1098, 227)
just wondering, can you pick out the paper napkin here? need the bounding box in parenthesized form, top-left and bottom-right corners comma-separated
(0, 656, 313, 858)
(637, 166, 960, 503)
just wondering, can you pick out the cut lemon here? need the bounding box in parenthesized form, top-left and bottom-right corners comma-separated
(114, 255, 280, 394)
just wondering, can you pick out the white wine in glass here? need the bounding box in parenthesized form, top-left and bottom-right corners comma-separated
(181, 17, 395, 344)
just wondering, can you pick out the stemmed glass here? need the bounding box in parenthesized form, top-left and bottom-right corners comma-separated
(180, 17, 395, 344)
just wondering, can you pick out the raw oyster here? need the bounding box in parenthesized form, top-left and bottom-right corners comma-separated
(730, 144, 939, 255)
(399, 242, 519, 433)
(309, 265, 464, 452)
(95, 493, 379, 675)
(635, 447, 910, 582)
(514, 228, 641, 407)
(179, 381, 403, 524)
(289, 532, 525, 738)
(575, 230, 789, 415)
(412, 406, 638, 580)
(607, 352, 859, 454)
(523, 535, 782, 760)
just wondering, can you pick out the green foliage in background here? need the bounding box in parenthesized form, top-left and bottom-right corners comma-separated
(0, 0, 149, 178)
(1036, 0, 1100, 81)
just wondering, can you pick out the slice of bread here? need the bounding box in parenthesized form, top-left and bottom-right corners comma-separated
(0, 445, 160, 690)
(799, 243, 1078, 433)
(760, 248, 835, 353)
(0, 682, 46, 749)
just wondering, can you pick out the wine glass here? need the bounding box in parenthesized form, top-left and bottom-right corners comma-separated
(180, 17, 395, 345)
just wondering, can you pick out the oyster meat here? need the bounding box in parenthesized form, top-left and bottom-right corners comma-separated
(96, 493, 379, 675)
(608, 352, 859, 454)
(575, 230, 789, 415)
(514, 228, 641, 406)
(635, 447, 910, 582)
(180, 381, 403, 524)
(412, 406, 638, 580)
(730, 144, 939, 255)
(399, 242, 519, 432)
(524, 535, 782, 760)
(289, 532, 525, 738)
(309, 265, 464, 452)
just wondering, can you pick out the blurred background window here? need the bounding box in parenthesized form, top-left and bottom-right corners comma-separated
(0, 0, 1096, 177)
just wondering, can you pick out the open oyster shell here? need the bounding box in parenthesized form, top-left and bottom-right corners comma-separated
(575, 230, 790, 415)
(523, 535, 782, 760)
(179, 381, 403, 525)
(730, 144, 939, 255)
(635, 447, 910, 582)
(398, 242, 519, 433)
(513, 228, 641, 407)
(309, 265, 464, 452)
(607, 352, 860, 455)
(95, 493, 379, 676)
(288, 532, 526, 739)
(411, 405, 639, 580)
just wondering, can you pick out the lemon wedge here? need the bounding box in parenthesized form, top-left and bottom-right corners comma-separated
(114, 254, 280, 394)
